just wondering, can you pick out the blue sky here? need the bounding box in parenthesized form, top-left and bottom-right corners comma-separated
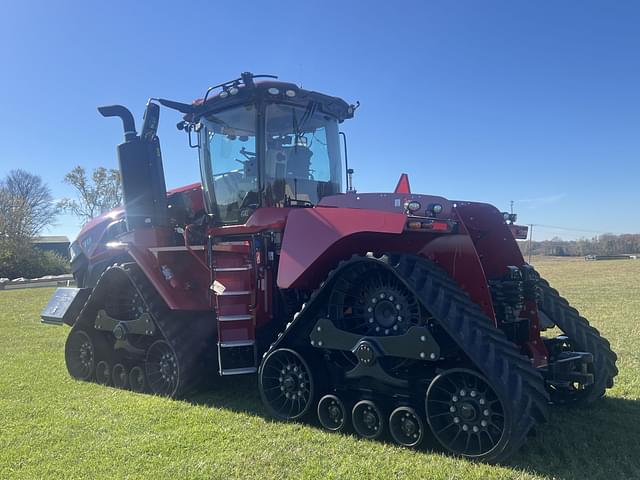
(1, 1, 638, 241)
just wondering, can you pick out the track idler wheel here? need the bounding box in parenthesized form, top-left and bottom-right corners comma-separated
(65, 330, 95, 381)
(426, 369, 508, 460)
(352, 400, 384, 439)
(145, 340, 180, 397)
(259, 348, 315, 420)
(95, 360, 111, 386)
(112, 363, 128, 389)
(317, 394, 348, 432)
(129, 366, 146, 393)
(389, 406, 424, 447)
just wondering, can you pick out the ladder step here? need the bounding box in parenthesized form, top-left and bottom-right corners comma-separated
(214, 266, 252, 272)
(219, 340, 256, 348)
(220, 367, 257, 376)
(217, 314, 252, 322)
(216, 290, 251, 296)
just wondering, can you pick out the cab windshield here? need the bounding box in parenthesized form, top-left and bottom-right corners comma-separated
(263, 103, 342, 207)
(199, 102, 342, 224)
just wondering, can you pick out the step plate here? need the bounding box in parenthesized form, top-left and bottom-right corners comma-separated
(220, 367, 258, 376)
(218, 344, 257, 374)
(40, 287, 91, 326)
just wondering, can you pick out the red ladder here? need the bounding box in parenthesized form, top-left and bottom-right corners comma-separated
(211, 240, 258, 375)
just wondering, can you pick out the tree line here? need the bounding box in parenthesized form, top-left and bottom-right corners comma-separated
(518, 234, 640, 257)
(0, 167, 121, 279)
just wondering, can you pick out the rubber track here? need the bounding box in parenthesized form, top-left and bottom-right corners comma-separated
(124, 264, 216, 397)
(535, 274, 618, 403)
(71, 263, 215, 397)
(266, 253, 549, 462)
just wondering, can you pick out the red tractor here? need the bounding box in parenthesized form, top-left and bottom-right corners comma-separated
(41, 72, 617, 462)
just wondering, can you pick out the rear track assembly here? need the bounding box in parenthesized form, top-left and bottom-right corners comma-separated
(259, 253, 549, 462)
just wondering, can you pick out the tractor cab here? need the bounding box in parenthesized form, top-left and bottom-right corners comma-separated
(168, 73, 356, 225)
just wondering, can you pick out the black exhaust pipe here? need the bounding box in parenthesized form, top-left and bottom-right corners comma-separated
(97, 105, 137, 142)
(98, 104, 167, 230)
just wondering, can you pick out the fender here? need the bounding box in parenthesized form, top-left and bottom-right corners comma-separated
(454, 201, 527, 277)
(277, 206, 497, 321)
(277, 207, 406, 289)
(120, 228, 211, 311)
(454, 201, 548, 363)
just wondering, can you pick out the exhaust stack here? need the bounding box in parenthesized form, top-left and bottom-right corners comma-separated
(98, 104, 167, 230)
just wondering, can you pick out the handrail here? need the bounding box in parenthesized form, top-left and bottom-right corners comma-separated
(183, 224, 209, 271)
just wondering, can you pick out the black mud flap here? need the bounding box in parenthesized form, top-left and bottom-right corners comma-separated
(40, 287, 92, 326)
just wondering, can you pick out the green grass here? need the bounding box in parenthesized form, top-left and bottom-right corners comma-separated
(1, 258, 639, 479)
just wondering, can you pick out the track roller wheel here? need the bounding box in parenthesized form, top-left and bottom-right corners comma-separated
(112, 363, 128, 389)
(95, 360, 111, 386)
(317, 394, 348, 432)
(259, 348, 314, 420)
(129, 366, 146, 393)
(65, 330, 95, 381)
(426, 369, 507, 460)
(389, 406, 424, 447)
(145, 340, 180, 397)
(352, 400, 384, 439)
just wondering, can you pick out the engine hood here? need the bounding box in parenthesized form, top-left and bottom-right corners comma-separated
(318, 192, 455, 218)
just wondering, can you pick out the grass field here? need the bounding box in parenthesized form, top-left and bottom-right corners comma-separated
(1, 257, 639, 479)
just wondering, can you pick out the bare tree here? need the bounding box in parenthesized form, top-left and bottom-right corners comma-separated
(58, 166, 122, 224)
(0, 169, 58, 239)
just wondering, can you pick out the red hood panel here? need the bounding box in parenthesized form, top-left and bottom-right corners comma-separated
(319, 192, 454, 217)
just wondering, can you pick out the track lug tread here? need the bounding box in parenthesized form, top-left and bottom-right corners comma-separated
(535, 274, 617, 403)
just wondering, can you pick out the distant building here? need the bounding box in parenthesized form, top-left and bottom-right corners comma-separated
(32, 236, 70, 259)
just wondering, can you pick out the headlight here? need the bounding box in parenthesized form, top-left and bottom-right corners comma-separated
(404, 200, 421, 213)
(429, 203, 443, 215)
(69, 242, 82, 262)
(502, 212, 518, 223)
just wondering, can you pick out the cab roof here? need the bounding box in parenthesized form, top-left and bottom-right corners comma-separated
(158, 74, 356, 123)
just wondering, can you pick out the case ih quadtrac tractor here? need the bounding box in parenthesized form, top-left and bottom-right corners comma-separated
(41, 72, 617, 462)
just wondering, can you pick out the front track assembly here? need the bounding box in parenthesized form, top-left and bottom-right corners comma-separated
(258, 253, 549, 462)
(64, 263, 215, 398)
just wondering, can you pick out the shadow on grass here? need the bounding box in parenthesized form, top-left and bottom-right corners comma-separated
(189, 374, 264, 415)
(508, 396, 640, 480)
(186, 378, 640, 480)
